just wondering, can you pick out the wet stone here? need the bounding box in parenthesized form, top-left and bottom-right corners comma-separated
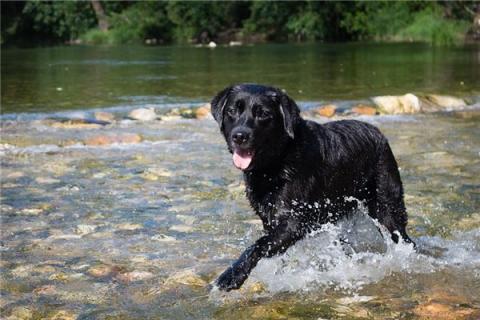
(164, 269, 207, 287)
(195, 104, 211, 119)
(75, 224, 97, 235)
(373, 93, 421, 114)
(115, 271, 154, 283)
(151, 234, 177, 242)
(169, 224, 193, 233)
(94, 111, 115, 122)
(47, 310, 78, 320)
(313, 104, 336, 118)
(7, 306, 34, 320)
(35, 176, 61, 184)
(33, 284, 57, 295)
(87, 264, 115, 278)
(84, 133, 142, 146)
(117, 223, 143, 231)
(352, 105, 377, 115)
(128, 108, 158, 121)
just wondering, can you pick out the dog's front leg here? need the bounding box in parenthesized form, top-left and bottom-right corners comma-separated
(216, 220, 304, 291)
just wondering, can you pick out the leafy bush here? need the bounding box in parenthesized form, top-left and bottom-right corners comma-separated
(400, 7, 470, 45)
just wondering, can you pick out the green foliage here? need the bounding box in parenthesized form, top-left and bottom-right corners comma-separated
(166, 2, 240, 43)
(400, 7, 470, 45)
(22, 0, 96, 40)
(1, 0, 476, 47)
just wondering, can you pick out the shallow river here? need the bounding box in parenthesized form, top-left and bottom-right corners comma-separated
(1, 43, 480, 319)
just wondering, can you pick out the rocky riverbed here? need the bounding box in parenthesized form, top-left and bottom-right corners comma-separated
(1, 102, 480, 319)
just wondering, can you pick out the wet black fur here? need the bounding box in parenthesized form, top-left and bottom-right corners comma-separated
(211, 84, 415, 291)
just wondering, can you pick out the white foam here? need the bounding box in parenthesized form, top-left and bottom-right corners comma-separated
(245, 215, 480, 294)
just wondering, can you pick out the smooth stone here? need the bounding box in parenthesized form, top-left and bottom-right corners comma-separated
(240, 281, 266, 295)
(35, 177, 60, 184)
(128, 108, 157, 121)
(165, 269, 207, 287)
(19, 208, 43, 216)
(169, 224, 194, 233)
(426, 94, 466, 108)
(84, 133, 142, 146)
(372, 93, 421, 114)
(75, 224, 97, 235)
(11, 265, 34, 278)
(94, 111, 115, 122)
(413, 302, 476, 319)
(33, 265, 56, 274)
(7, 306, 33, 320)
(151, 234, 177, 242)
(313, 104, 336, 118)
(195, 104, 211, 119)
(6, 171, 25, 179)
(87, 264, 115, 278)
(351, 105, 377, 115)
(115, 271, 154, 283)
(117, 223, 142, 231)
(49, 118, 105, 129)
(33, 285, 57, 295)
(176, 215, 196, 225)
(47, 310, 78, 320)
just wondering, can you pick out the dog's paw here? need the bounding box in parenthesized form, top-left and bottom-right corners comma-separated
(215, 266, 247, 291)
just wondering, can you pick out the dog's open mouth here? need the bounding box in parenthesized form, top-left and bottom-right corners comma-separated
(233, 148, 254, 170)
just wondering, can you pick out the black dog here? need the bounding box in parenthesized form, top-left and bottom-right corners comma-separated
(211, 84, 415, 291)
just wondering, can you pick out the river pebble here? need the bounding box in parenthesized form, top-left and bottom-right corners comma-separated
(87, 264, 115, 278)
(47, 310, 78, 320)
(128, 108, 158, 121)
(94, 111, 115, 122)
(7, 306, 34, 320)
(165, 269, 207, 287)
(313, 104, 336, 117)
(115, 271, 154, 283)
(151, 234, 177, 242)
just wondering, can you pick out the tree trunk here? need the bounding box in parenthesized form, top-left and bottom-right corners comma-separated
(90, 0, 109, 31)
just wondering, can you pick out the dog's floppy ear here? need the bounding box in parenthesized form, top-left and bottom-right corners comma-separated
(279, 91, 300, 139)
(211, 86, 233, 130)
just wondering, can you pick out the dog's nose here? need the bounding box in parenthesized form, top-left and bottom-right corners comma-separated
(232, 131, 250, 145)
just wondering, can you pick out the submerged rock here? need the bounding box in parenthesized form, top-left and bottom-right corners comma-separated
(117, 223, 143, 231)
(165, 269, 207, 287)
(75, 224, 97, 235)
(35, 177, 60, 184)
(413, 302, 477, 319)
(313, 104, 336, 118)
(115, 271, 154, 283)
(48, 118, 108, 129)
(7, 306, 34, 320)
(169, 224, 193, 233)
(372, 94, 421, 114)
(84, 133, 142, 146)
(94, 111, 115, 122)
(33, 285, 57, 295)
(47, 310, 78, 320)
(195, 105, 211, 119)
(128, 108, 158, 121)
(87, 264, 115, 278)
(425, 94, 466, 109)
(351, 105, 377, 116)
(151, 234, 177, 242)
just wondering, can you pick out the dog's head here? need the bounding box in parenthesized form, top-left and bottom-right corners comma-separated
(211, 84, 300, 171)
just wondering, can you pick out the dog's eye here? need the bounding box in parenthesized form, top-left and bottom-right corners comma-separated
(256, 109, 272, 121)
(226, 106, 237, 118)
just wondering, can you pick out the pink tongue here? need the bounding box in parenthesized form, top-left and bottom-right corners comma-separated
(233, 150, 253, 170)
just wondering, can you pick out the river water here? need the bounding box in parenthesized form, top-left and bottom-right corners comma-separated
(1, 43, 480, 319)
